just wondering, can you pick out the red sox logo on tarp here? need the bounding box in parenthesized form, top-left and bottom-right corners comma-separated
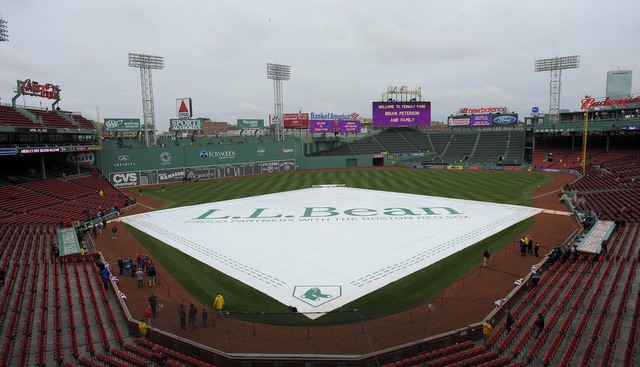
(293, 286, 341, 307)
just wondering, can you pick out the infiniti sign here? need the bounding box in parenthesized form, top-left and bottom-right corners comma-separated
(117, 155, 130, 161)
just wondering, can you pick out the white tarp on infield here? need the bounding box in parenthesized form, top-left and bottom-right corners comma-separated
(121, 187, 541, 319)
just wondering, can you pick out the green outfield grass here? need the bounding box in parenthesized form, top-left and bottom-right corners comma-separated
(127, 169, 550, 325)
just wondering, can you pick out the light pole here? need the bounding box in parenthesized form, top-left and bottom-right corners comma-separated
(129, 53, 164, 147)
(534, 55, 580, 124)
(582, 95, 590, 175)
(0, 14, 8, 42)
(267, 63, 290, 142)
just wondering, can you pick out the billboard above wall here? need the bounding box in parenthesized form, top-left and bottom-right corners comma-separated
(104, 118, 141, 132)
(372, 102, 431, 127)
(282, 113, 309, 128)
(447, 113, 518, 127)
(309, 120, 361, 133)
(169, 118, 203, 131)
(237, 119, 265, 129)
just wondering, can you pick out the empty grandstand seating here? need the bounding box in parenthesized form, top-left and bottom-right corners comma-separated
(0, 105, 41, 128)
(307, 129, 527, 165)
(28, 108, 78, 129)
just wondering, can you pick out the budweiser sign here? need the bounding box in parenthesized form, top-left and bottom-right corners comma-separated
(458, 106, 508, 114)
(19, 79, 61, 100)
(581, 96, 640, 110)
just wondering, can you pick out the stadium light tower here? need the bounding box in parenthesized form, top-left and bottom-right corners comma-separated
(128, 53, 164, 147)
(267, 63, 290, 142)
(0, 14, 9, 42)
(534, 55, 580, 124)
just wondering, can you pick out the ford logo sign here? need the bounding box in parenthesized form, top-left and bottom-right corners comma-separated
(117, 155, 130, 161)
(493, 116, 517, 124)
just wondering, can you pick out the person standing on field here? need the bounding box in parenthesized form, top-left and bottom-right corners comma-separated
(214, 293, 225, 319)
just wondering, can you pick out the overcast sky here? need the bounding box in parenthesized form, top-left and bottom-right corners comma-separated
(1, 0, 638, 132)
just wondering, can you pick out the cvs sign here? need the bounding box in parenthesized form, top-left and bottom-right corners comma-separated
(110, 172, 139, 187)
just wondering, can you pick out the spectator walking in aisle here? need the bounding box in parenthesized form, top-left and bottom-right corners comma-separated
(482, 320, 492, 344)
(505, 309, 514, 332)
(178, 304, 186, 330)
(534, 313, 545, 336)
(530, 271, 540, 289)
(139, 320, 148, 338)
(0, 268, 5, 286)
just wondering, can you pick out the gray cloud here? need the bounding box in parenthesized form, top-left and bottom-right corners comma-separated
(0, 0, 638, 131)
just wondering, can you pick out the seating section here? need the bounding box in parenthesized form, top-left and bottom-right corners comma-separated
(0, 105, 96, 131)
(0, 105, 42, 127)
(70, 113, 97, 130)
(29, 108, 78, 129)
(566, 154, 640, 222)
(1, 152, 639, 367)
(308, 129, 527, 165)
(485, 222, 640, 367)
(0, 174, 128, 224)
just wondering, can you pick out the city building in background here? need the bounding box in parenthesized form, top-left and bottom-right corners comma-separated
(606, 70, 633, 99)
(202, 118, 229, 136)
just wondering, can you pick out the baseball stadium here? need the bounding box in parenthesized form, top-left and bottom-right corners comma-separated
(0, 75, 639, 367)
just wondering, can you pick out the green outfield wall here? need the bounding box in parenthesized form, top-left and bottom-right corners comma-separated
(98, 142, 379, 187)
(99, 143, 296, 187)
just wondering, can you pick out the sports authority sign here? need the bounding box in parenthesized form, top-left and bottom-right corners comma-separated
(169, 118, 203, 131)
(176, 98, 193, 118)
(121, 187, 541, 319)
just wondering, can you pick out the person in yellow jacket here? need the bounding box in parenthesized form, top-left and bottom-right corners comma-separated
(482, 320, 493, 344)
(139, 320, 149, 338)
(214, 293, 225, 319)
